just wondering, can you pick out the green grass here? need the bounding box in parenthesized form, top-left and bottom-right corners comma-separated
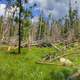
(0, 44, 80, 80)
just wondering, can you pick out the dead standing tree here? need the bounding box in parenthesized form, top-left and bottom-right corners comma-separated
(50, 21, 62, 43)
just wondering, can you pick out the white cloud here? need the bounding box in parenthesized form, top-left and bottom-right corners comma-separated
(39, 0, 47, 9)
(29, 0, 80, 19)
(0, 4, 6, 16)
(28, 0, 34, 3)
(0, 0, 80, 18)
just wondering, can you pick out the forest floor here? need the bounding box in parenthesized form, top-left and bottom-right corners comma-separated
(0, 42, 80, 80)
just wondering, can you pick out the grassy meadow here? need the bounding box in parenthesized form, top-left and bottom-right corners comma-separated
(0, 43, 80, 80)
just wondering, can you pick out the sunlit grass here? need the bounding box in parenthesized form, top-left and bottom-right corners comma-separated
(0, 43, 79, 80)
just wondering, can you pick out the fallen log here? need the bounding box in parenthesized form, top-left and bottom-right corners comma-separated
(7, 46, 18, 51)
(52, 52, 79, 61)
(51, 43, 61, 51)
(36, 52, 79, 65)
(36, 61, 61, 66)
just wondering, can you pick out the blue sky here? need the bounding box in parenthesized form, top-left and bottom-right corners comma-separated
(0, 0, 80, 22)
